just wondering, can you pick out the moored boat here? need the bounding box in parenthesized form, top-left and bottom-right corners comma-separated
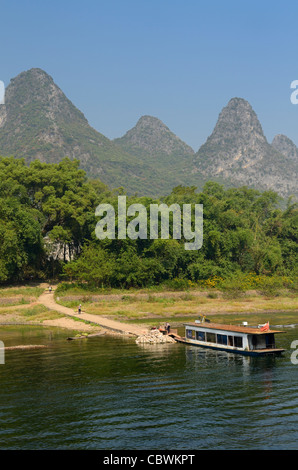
(176, 320, 285, 356)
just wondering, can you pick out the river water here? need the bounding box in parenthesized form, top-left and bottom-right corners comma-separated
(0, 324, 298, 450)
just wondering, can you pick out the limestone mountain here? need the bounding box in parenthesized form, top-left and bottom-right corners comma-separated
(0, 69, 297, 199)
(271, 134, 298, 162)
(194, 98, 298, 198)
(114, 115, 197, 189)
(0, 68, 162, 195)
(114, 115, 194, 160)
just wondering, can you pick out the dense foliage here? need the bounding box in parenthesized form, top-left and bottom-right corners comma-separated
(0, 156, 297, 287)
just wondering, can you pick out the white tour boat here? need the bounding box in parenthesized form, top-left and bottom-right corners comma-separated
(177, 320, 285, 356)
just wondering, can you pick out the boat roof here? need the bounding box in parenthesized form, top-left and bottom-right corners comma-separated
(184, 321, 284, 335)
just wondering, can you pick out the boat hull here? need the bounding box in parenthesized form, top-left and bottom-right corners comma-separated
(176, 337, 285, 356)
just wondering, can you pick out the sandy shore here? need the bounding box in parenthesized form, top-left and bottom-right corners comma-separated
(42, 317, 103, 332)
(0, 283, 297, 336)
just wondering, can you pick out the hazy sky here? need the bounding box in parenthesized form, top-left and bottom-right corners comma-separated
(1, 0, 298, 150)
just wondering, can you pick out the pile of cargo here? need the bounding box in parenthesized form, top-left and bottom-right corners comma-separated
(136, 328, 176, 344)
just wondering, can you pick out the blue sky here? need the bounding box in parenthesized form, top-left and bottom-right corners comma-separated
(1, 0, 298, 150)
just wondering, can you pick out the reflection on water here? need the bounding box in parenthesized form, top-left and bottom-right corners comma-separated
(0, 325, 298, 450)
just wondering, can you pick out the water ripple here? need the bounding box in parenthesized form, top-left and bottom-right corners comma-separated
(0, 326, 298, 449)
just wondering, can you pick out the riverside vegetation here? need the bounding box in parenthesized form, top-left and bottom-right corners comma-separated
(0, 155, 297, 292)
(0, 155, 296, 331)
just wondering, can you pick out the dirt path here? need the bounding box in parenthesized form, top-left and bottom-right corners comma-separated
(38, 290, 149, 337)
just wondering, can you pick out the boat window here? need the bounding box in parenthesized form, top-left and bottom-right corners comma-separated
(234, 336, 243, 348)
(206, 332, 216, 343)
(265, 334, 275, 349)
(217, 334, 228, 345)
(196, 331, 205, 341)
(251, 335, 258, 348)
(187, 329, 196, 339)
(228, 336, 234, 346)
(186, 329, 193, 339)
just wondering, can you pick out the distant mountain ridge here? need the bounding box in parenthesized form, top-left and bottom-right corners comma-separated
(194, 98, 298, 198)
(114, 115, 194, 158)
(0, 68, 164, 195)
(114, 115, 197, 191)
(271, 134, 298, 162)
(0, 68, 297, 199)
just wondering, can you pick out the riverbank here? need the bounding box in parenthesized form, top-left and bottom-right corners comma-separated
(38, 289, 149, 336)
(0, 284, 149, 337)
(54, 284, 298, 327)
(0, 284, 103, 335)
(0, 283, 297, 336)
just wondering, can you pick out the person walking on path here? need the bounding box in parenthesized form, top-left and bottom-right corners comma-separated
(78, 304, 82, 314)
